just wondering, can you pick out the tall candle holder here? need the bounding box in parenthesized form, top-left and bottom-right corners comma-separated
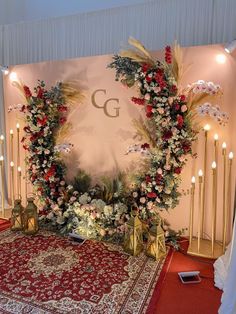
(189, 176, 195, 248)
(222, 142, 227, 251)
(10, 161, 15, 205)
(225, 152, 233, 246)
(10, 129, 14, 162)
(17, 166, 22, 198)
(211, 161, 217, 256)
(0, 135, 4, 157)
(16, 123, 20, 168)
(202, 124, 210, 237)
(197, 170, 203, 252)
(187, 133, 233, 258)
(0, 156, 5, 217)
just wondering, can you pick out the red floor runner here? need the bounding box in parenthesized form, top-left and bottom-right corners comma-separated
(154, 240, 222, 314)
(0, 218, 10, 231)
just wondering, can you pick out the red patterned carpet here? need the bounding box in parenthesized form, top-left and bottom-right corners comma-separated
(0, 230, 171, 314)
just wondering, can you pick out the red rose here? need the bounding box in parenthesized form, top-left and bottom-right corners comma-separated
(165, 46, 172, 64)
(131, 97, 145, 106)
(37, 116, 47, 126)
(37, 87, 44, 99)
(20, 105, 26, 112)
(59, 117, 67, 124)
(162, 130, 173, 141)
(58, 106, 68, 112)
(174, 103, 180, 111)
(142, 63, 149, 73)
(146, 105, 153, 118)
(23, 85, 32, 98)
(170, 85, 177, 95)
(177, 114, 184, 128)
(182, 141, 191, 153)
(141, 143, 150, 150)
(174, 167, 182, 174)
(147, 192, 157, 198)
(146, 75, 152, 83)
(180, 95, 186, 102)
(23, 126, 30, 133)
(145, 175, 152, 183)
(156, 174, 162, 184)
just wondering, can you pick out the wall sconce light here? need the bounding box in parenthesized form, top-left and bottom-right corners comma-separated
(0, 65, 9, 75)
(225, 39, 236, 54)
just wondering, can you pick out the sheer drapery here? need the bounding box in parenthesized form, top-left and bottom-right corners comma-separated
(215, 219, 236, 314)
(0, 0, 235, 66)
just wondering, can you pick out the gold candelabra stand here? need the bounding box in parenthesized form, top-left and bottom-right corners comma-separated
(187, 129, 234, 259)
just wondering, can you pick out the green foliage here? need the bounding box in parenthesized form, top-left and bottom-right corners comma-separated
(73, 170, 91, 193)
(99, 173, 125, 203)
(108, 55, 140, 86)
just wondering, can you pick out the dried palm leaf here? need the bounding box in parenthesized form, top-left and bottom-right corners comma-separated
(120, 37, 155, 66)
(12, 80, 27, 101)
(56, 122, 72, 143)
(172, 42, 183, 85)
(128, 37, 154, 60)
(61, 81, 84, 106)
(187, 91, 222, 115)
(132, 117, 156, 148)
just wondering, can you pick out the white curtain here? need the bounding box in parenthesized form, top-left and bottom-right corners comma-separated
(0, 0, 235, 66)
(215, 219, 236, 314)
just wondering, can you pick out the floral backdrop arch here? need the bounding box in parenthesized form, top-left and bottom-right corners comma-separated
(9, 38, 227, 242)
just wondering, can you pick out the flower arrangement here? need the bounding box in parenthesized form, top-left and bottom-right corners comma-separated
(10, 38, 226, 243)
(108, 37, 224, 219)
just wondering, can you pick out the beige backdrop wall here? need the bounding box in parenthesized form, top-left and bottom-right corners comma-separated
(3, 44, 236, 241)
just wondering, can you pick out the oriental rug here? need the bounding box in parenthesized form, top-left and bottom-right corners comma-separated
(0, 230, 172, 314)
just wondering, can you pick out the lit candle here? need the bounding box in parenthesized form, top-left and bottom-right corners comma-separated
(10, 161, 15, 205)
(189, 176, 196, 247)
(198, 169, 203, 252)
(211, 161, 217, 256)
(17, 166, 22, 198)
(16, 123, 20, 168)
(28, 218, 35, 232)
(0, 156, 4, 216)
(10, 129, 14, 162)
(204, 124, 211, 132)
(0, 135, 4, 157)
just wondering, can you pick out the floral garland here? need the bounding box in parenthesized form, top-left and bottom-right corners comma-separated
(10, 39, 225, 241)
(108, 38, 223, 219)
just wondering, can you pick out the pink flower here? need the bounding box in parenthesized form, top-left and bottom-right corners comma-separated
(157, 108, 164, 114)
(181, 105, 188, 112)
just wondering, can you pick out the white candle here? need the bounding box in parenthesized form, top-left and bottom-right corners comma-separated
(212, 161, 217, 169)
(229, 152, 234, 160)
(204, 124, 211, 131)
(198, 169, 203, 178)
